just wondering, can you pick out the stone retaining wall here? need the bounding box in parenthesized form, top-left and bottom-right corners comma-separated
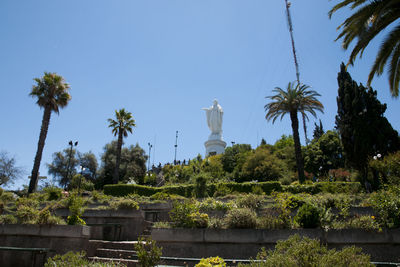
(0, 225, 90, 267)
(152, 228, 400, 262)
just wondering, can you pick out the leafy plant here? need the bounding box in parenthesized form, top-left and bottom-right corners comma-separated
(44, 251, 125, 267)
(66, 194, 87, 225)
(238, 234, 372, 267)
(224, 208, 257, 229)
(43, 186, 63, 201)
(237, 194, 264, 210)
(0, 214, 17, 224)
(196, 256, 226, 267)
(295, 203, 321, 228)
(110, 198, 139, 210)
(134, 236, 162, 267)
(369, 186, 400, 228)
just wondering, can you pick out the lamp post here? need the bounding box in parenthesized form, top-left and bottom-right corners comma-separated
(65, 140, 78, 189)
(147, 142, 153, 172)
(174, 131, 178, 165)
(79, 165, 85, 195)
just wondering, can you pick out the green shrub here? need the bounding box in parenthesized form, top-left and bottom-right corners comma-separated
(295, 203, 321, 228)
(90, 190, 111, 204)
(196, 256, 226, 267)
(369, 151, 400, 185)
(110, 198, 139, 210)
(0, 191, 16, 204)
(44, 251, 125, 266)
(237, 234, 373, 267)
(69, 174, 95, 191)
(283, 182, 362, 194)
(66, 194, 87, 225)
(16, 205, 39, 224)
(212, 183, 232, 197)
(169, 200, 209, 228)
(332, 215, 380, 230)
(16, 197, 39, 209)
(194, 175, 208, 198)
(189, 212, 209, 228)
(134, 236, 162, 267)
(257, 214, 288, 229)
(104, 181, 282, 197)
(237, 194, 264, 210)
(197, 198, 233, 213)
(37, 208, 65, 225)
(224, 208, 257, 229)
(43, 186, 63, 201)
(0, 214, 17, 224)
(369, 186, 400, 228)
(150, 192, 185, 201)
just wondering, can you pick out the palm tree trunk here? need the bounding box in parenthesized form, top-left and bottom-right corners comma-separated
(113, 130, 123, 184)
(28, 107, 52, 194)
(290, 110, 305, 183)
(302, 113, 309, 145)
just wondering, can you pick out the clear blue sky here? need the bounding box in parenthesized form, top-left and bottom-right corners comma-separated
(1, 0, 399, 189)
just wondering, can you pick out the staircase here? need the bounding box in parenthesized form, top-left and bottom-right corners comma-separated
(88, 240, 139, 267)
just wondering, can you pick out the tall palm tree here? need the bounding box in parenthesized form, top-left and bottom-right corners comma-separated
(329, 0, 400, 97)
(108, 108, 136, 184)
(28, 72, 71, 194)
(265, 82, 324, 183)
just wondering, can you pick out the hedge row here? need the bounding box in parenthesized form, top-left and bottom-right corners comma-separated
(103, 181, 362, 197)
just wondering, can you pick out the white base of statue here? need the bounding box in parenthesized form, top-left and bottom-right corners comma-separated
(205, 138, 226, 156)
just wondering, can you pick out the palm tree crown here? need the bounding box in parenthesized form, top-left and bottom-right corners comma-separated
(265, 82, 324, 123)
(30, 72, 71, 113)
(329, 0, 400, 97)
(108, 108, 136, 138)
(265, 82, 323, 183)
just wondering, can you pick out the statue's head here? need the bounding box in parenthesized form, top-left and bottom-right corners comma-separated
(213, 99, 218, 106)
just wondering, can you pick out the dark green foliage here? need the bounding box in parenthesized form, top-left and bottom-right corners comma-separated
(169, 200, 208, 228)
(224, 208, 257, 229)
(66, 194, 87, 225)
(47, 149, 98, 188)
(313, 119, 324, 140)
(104, 182, 282, 197)
(304, 130, 344, 176)
(369, 186, 400, 228)
(69, 174, 95, 191)
(238, 146, 285, 182)
(194, 175, 207, 198)
(283, 182, 362, 194)
(43, 186, 62, 201)
(238, 234, 373, 267)
(271, 135, 297, 173)
(295, 203, 321, 228)
(134, 237, 162, 267)
(98, 141, 147, 187)
(0, 151, 23, 186)
(221, 144, 252, 173)
(335, 63, 400, 183)
(369, 151, 400, 186)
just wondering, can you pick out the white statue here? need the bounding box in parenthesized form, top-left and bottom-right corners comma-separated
(202, 99, 223, 138)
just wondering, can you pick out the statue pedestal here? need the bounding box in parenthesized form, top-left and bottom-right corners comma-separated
(205, 139, 226, 156)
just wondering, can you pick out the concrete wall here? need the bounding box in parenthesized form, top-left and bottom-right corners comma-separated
(0, 225, 90, 267)
(55, 208, 147, 241)
(152, 228, 400, 262)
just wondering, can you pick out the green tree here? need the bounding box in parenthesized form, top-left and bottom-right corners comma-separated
(29, 72, 71, 194)
(271, 135, 296, 173)
(47, 150, 97, 187)
(265, 82, 324, 183)
(221, 144, 252, 173)
(47, 148, 78, 188)
(304, 130, 344, 176)
(335, 63, 400, 183)
(329, 0, 400, 97)
(98, 141, 147, 187)
(313, 119, 324, 140)
(0, 151, 24, 186)
(239, 146, 285, 182)
(108, 108, 136, 184)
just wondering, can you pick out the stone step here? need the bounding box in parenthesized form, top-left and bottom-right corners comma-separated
(96, 248, 137, 260)
(90, 240, 139, 250)
(88, 256, 138, 267)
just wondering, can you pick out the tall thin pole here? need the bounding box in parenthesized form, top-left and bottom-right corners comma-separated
(174, 131, 178, 164)
(147, 142, 152, 171)
(284, 0, 309, 145)
(65, 140, 78, 189)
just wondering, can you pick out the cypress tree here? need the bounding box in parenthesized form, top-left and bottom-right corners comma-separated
(335, 63, 400, 184)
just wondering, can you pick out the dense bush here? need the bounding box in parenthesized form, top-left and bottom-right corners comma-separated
(295, 203, 321, 228)
(238, 234, 373, 267)
(134, 236, 162, 267)
(45, 251, 125, 267)
(109, 198, 139, 210)
(169, 200, 209, 228)
(369, 151, 400, 186)
(237, 194, 264, 210)
(66, 194, 87, 225)
(283, 182, 362, 194)
(104, 181, 282, 197)
(369, 186, 400, 228)
(196, 256, 226, 267)
(224, 208, 257, 229)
